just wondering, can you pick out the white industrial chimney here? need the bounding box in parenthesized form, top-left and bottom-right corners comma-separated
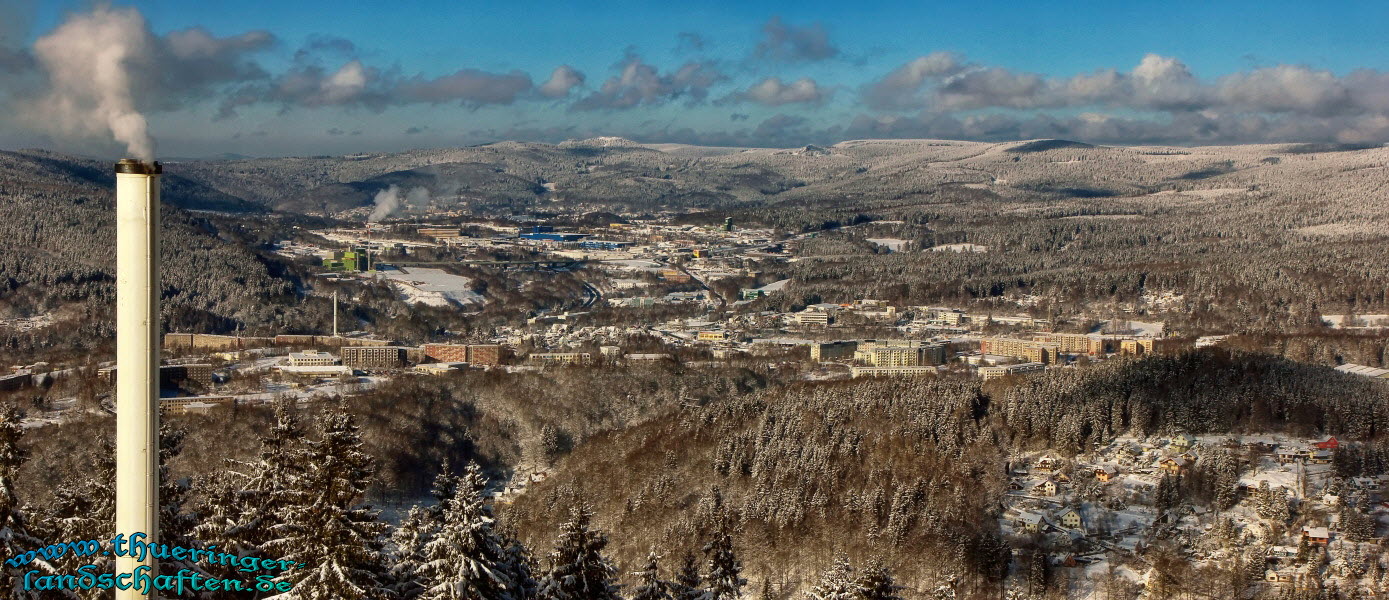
(114, 158, 160, 599)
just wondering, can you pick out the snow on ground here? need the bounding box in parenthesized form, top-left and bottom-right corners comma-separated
(372, 266, 484, 308)
(1147, 188, 1246, 198)
(1297, 223, 1387, 237)
(757, 279, 791, 293)
(929, 243, 989, 253)
(1322, 314, 1389, 328)
(600, 259, 664, 272)
(865, 238, 912, 252)
(1097, 319, 1165, 337)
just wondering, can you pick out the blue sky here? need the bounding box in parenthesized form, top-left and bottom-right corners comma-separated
(6, 0, 1389, 156)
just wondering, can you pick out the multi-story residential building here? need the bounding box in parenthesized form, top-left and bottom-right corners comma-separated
(1032, 333, 1120, 355)
(421, 343, 504, 366)
(854, 340, 948, 367)
(341, 346, 408, 369)
(850, 365, 938, 378)
(1120, 338, 1184, 356)
(528, 353, 592, 365)
(980, 337, 1060, 364)
(978, 362, 1046, 381)
(811, 340, 858, 361)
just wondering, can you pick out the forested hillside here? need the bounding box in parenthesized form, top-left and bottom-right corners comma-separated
(503, 349, 1389, 597)
(0, 150, 300, 355)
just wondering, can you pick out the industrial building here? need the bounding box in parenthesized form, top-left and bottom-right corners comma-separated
(697, 331, 729, 342)
(520, 232, 588, 243)
(417, 227, 462, 240)
(287, 351, 337, 367)
(341, 346, 409, 369)
(275, 364, 354, 380)
(322, 248, 372, 272)
(579, 240, 634, 250)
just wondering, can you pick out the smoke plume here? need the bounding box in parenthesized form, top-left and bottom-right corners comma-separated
(368, 185, 431, 222)
(32, 6, 155, 159)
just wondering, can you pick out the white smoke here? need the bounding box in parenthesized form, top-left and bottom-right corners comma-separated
(368, 185, 431, 222)
(31, 6, 156, 160)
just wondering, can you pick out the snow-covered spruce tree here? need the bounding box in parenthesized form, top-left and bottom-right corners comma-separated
(392, 464, 464, 599)
(672, 552, 705, 600)
(805, 557, 858, 600)
(629, 551, 672, 600)
(703, 531, 746, 600)
(535, 506, 620, 600)
(504, 533, 539, 599)
(198, 398, 308, 559)
(0, 406, 61, 600)
(40, 433, 114, 600)
(854, 560, 904, 600)
(417, 462, 520, 600)
(391, 506, 434, 600)
(264, 405, 394, 599)
(158, 412, 201, 577)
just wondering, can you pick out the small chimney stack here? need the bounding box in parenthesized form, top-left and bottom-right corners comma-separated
(113, 158, 161, 599)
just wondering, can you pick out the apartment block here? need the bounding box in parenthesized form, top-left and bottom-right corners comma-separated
(811, 340, 858, 361)
(341, 346, 408, 369)
(854, 340, 948, 367)
(980, 337, 1060, 364)
(422, 343, 504, 366)
(979, 362, 1046, 381)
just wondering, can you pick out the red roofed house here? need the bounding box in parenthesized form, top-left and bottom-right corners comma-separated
(1315, 436, 1339, 451)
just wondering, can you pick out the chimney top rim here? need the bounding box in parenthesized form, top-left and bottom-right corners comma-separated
(114, 159, 162, 175)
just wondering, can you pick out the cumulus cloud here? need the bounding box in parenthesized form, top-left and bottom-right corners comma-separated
(539, 65, 585, 98)
(572, 52, 727, 110)
(753, 16, 838, 62)
(721, 76, 830, 106)
(220, 60, 539, 116)
(753, 113, 811, 140)
(397, 68, 533, 105)
(837, 108, 1389, 147)
(861, 52, 967, 110)
(860, 52, 1389, 129)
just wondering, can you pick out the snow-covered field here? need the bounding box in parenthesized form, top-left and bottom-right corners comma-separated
(372, 267, 485, 308)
